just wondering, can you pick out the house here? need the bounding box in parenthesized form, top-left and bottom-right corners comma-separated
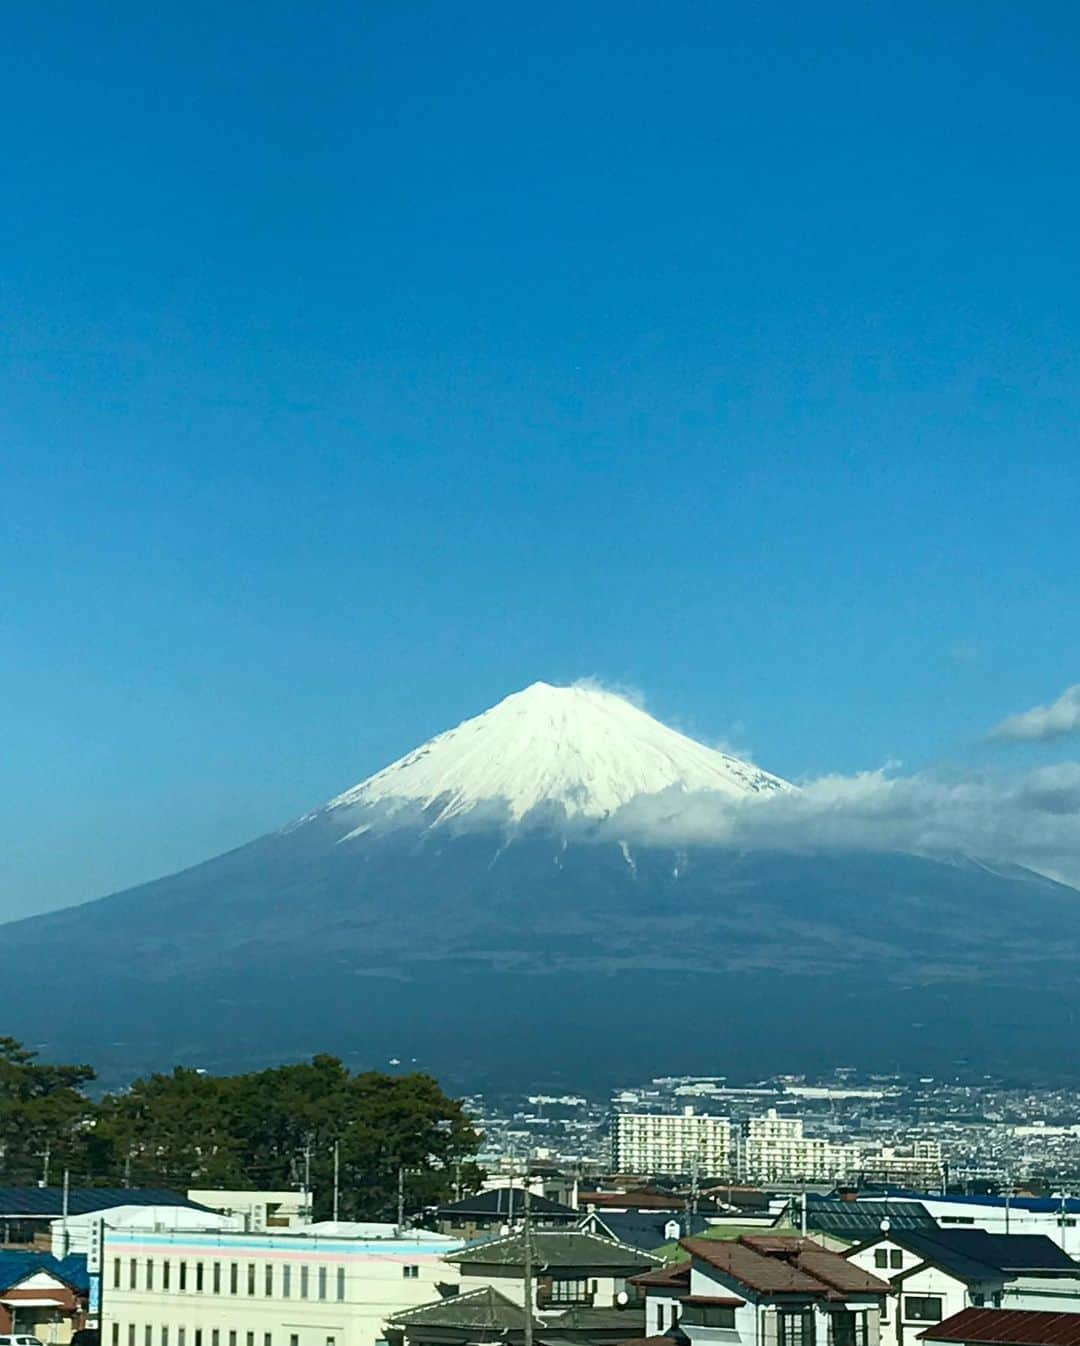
(0, 1250, 89, 1343)
(917, 1307, 1080, 1346)
(800, 1201, 936, 1248)
(577, 1211, 711, 1256)
(387, 1230, 662, 1346)
(632, 1235, 892, 1346)
(845, 1195, 1080, 1260)
(433, 1190, 579, 1242)
(844, 1229, 1080, 1346)
(101, 1224, 463, 1346)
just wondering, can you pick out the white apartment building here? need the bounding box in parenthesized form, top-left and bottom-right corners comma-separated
(611, 1107, 733, 1175)
(100, 1226, 462, 1346)
(857, 1142, 944, 1190)
(742, 1109, 861, 1183)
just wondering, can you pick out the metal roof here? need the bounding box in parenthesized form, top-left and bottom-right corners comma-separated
(919, 1308, 1080, 1346)
(0, 1188, 205, 1217)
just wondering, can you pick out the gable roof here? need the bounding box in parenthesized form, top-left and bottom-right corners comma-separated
(388, 1285, 534, 1331)
(806, 1199, 936, 1238)
(682, 1236, 891, 1300)
(917, 1308, 1080, 1346)
(581, 1191, 686, 1212)
(584, 1212, 711, 1254)
(871, 1231, 1077, 1284)
(0, 1252, 89, 1296)
(446, 1230, 663, 1271)
(0, 1187, 205, 1217)
(631, 1262, 692, 1290)
(437, 1190, 577, 1220)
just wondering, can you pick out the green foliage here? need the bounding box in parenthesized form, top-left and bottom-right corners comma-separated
(0, 1038, 481, 1219)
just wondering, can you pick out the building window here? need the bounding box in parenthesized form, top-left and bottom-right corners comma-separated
(129, 1326, 136, 1346)
(246, 1334, 254, 1346)
(163, 1261, 171, 1291)
(283, 1265, 291, 1298)
(402, 1265, 420, 1281)
(179, 1262, 187, 1292)
(212, 1333, 220, 1346)
(300, 1266, 309, 1299)
(147, 1259, 154, 1290)
(290, 1337, 298, 1346)
(657, 1305, 666, 1331)
(213, 1263, 221, 1294)
(195, 1332, 202, 1346)
(904, 1297, 944, 1323)
(780, 1309, 814, 1346)
(830, 1312, 868, 1346)
(695, 1306, 737, 1329)
(111, 1327, 119, 1346)
(162, 1329, 168, 1346)
(113, 1259, 121, 1290)
(318, 1266, 327, 1300)
(230, 1263, 238, 1295)
(265, 1264, 274, 1297)
(178, 1331, 185, 1346)
(890, 1249, 903, 1269)
(326, 1338, 335, 1346)
(146, 1328, 153, 1346)
(336, 1267, 345, 1301)
(874, 1250, 888, 1269)
(248, 1264, 256, 1295)
(229, 1334, 236, 1346)
(196, 1263, 204, 1293)
(265, 1336, 272, 1346)
(545, 1278, 589, 1305)
(130, 1259, 138, 1289)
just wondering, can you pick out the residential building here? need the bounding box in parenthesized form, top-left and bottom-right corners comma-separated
(612, 1109, 733, 1176)
(743, 1112, 861, 1184)
(100, 1225, 462, 1346)
(433, 1190, 578, 1242)
(845, 1228, 1080, 1346)
(856, 1145, 944, 1192)
(0, 1251, 89, 1343)
(865, 1196, 1080, 1260)
(801, 1200, 937, 1247)
(918, 1307, 1080, 1346)
(633, 1234, 892, 1346)
(576, 1210, 711, 1255)
(387, 1230, 661, 1346)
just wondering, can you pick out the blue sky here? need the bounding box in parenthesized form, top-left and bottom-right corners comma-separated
(3, 1, 1080, 917)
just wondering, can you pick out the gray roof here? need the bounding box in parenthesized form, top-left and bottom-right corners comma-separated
(806, 1199, 936, 1237)
(582, 1212, 710, 1253)
(447, 1230, 663, 1271)
(389, 1286, 535, 1331)
(438, 1190, 578, 1220)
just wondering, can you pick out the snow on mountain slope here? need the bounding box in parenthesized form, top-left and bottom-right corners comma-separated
(323, 681, 791, 828)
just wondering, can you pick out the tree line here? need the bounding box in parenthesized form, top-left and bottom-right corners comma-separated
(0, 1037, 482, 1220)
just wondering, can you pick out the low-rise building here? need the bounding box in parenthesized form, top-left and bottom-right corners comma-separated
(0, 1190, 209, 1252)
(844, 1229, 1080, 1346)
(101, 1225, 462, 1346)
(918, 1307, 1080, 1346)
(634, 1234, 892, 1346)
(187, 1194, 313, 1233)
(388, 1230, 660, 1346)
(0, 1251, 89, 1343)
(433, 1190, 578, 1242)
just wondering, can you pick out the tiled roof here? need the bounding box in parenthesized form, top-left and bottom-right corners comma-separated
(682, 1236, 891, 1299)
(388, 1286, 534, 1331)
(631, 1262, 691, 1289)
(917, 1308, 1080, 1346)
(447, 1230, 663, 1270)
(582, 1192, 686, 1211)
(437, 1190, 577, 1219)
(0, 1252, 89, 1295)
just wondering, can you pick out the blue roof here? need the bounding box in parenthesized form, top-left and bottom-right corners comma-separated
(0, 1251, 89, 1295)
(872, 1188, 1080, 1216)
(0, 1188, 207, 1217)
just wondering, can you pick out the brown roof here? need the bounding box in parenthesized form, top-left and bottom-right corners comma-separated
(681, 1296, 746, 1308)
(917, 1309, 1080, 1346)
(680, 1236, 892, 1300)
(632, 1262, 692, 1289)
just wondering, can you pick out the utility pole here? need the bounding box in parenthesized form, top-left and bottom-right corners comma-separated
(332, 1142, 340, 1223)
(61, 1168, 70, 1256)
(41, 1144, 51, 1189)
(522, 1185, 534, 1346)
(397, 1165, 405, 1234)
(687, 1150, 700, 1236)
(303, 1140, 313, 1220)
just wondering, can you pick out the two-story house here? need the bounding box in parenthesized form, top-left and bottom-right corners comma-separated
(844, 1228, 1080, 1346)
(633, 1235, 892, 1346)
(385, 1230, 661, 1346)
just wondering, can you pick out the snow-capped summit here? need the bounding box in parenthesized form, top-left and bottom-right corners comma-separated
(324, 680, 791, 828)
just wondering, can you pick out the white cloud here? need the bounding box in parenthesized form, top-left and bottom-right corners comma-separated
(988, 684, 1080, 743)
(609, 762, 1080, 889)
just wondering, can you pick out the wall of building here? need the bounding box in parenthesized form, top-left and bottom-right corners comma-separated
(101, 1229, 462, 1346)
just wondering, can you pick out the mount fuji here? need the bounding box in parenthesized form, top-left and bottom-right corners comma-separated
(7, 681, 1080, 1089)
